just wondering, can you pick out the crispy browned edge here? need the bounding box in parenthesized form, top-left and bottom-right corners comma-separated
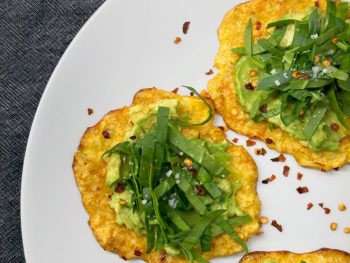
(239, 248, 350, 262)
(72, 88, 261, 263)
(207, 0, 350, 171)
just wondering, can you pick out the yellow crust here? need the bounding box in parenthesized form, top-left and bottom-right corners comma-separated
(72, 88, 261, 262)
(207, 0, 350, 171)
(239, 248, 350, 262)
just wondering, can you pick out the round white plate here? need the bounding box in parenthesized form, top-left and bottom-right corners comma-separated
(21, 0, 350, 262)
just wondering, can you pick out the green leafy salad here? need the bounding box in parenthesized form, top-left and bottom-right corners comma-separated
(233, 0, 350, 151)
(103, 88, 250, 262)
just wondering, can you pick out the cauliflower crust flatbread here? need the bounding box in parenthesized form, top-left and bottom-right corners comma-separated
(207, 0, 350, 171)
(73, 88, 260, 262)
(239, 248, 350, 263)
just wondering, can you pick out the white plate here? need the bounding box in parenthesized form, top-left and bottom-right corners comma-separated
(21, 0, 350, 262)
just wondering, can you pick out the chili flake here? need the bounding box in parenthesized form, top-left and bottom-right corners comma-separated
(296, 186, 309, 194)
(205, 69, 214, 75)
(307, 202, 313, 210)
(297, 172, 303, 180)
(87, 108, 94, 115)
(183, 21, 190, 34)
(283, 165, 290, 177)
(246, 139, 256, 147)
(271, 220, 283, 232)
(255, 148, 267, 156)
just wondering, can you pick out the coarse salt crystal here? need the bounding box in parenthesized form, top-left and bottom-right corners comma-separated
(311, 33, 318, 39)
(141, 199, 147, 205)
(166, 170, 173, 177)
(271, 69, 277, 75)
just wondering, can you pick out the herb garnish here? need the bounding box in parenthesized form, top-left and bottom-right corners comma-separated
(104, 88, 250, 262)
(233, 0, 350, 149)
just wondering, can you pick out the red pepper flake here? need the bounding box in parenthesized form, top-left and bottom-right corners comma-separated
(115, 183, 125, 193)
(205, 69, 214, 75)
(271, 220, 283, 232)
(255, 148, 267, 156)
(245, 82, 255, 90)
(87, 108, 94, 115)
(171, 87, 179, 94)
(183, 21, 190, 34)
(129, 135, 137, 140)
(307, 202, 314, 210)
(246, 139, 256, 147)
(278, 154, 286, 162)
(232, 138, 239, 143)
(259, 104, 268, 113)
(102, 130, 111, 139)
(297, 172, 303, 180)
(195, 184, 207, 196)
(296, 186, 309, 194)
(283, 165, 290, 177)
(334, 167, 340, 171)
(265, 138, 274, 144)
(270, 174, 276, 182)
(271, 154, 286, 162)
(218, 126, 225, 131)
(324, 207, 331, 214)
(134, 250, 142, 256)
(331, 123, 340, 132)
(255, 21, 262, 30)
(319, 203, 324, 208)
(315, 0, 320, 7)
(173, 37, 182, 44)
(262, 178, 271, 184)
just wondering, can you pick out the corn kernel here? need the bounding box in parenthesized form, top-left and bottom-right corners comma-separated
(251, 79, 259, 88)
(344, 227, 350, 234)
(292, 71, 301, 78)
(332, 37, 339, 44)
(330, 222, 338, 231)
(249, 70, 257, 77)
(183, 158, 193, 167)
(119, 199, 127, 205)
(260, 216, 269, 224)
(338, 203, 347, 211)
(323, 60, 331, 67)
(314, 55, 320, 64)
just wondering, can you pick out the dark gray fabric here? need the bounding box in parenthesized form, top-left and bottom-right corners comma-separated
(0, 1, 105, 261)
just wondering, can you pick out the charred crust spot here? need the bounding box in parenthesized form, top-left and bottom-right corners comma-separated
(171, 87, 179, 94)
(259, 104, 268, 113)
(271, 220, 283, 232)
(218, 126, 225, 131)
(195, 184, 207, 196)
(255, 21, 262, 30)
(129, 135, 137, 140)
(183, 21, 190, 34)
(134, 250, 142, 256)
(315, 0, 320, 7)
(245, 82, 255, 90)
(122, 256, 127, 260)
(115, 183, 125, 193)
(297, 186, 309, 194)
(331, 123, 340, 132)
(102, 130, 111, 139)
(265, 138, 274, 144)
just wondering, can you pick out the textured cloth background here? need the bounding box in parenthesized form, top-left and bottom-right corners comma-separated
(0, 1, 105, 261)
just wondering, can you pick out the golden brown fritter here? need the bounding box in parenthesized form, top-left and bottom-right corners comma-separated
(207, 0, 350, 171)
(239, 248, 350, 262)
(72, 88, 261, 262)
